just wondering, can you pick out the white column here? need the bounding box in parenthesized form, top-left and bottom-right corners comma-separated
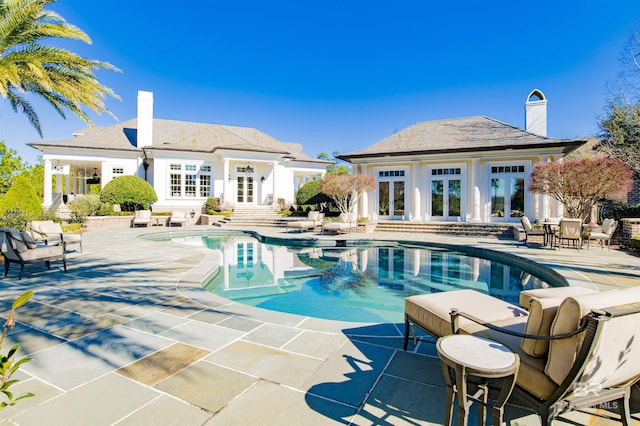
(43, 159, 53, 207)
(223, 159, 229, 205)
(359, 164, 369, 219)
(65, 171, 71, 196)
(55, 172, 62, 202)
(471, 159, 481, 222)
(412, 162, 421, 220)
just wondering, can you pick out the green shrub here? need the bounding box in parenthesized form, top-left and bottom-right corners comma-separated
(630, 237, 640, 251)
(603, 203, 640, 221)
(0, 177, 42, 230)
(66, 194, 102, 224)
(295, 179, 331, 206)
(99, 176, 157, 212)
(205, 197, 220, 214)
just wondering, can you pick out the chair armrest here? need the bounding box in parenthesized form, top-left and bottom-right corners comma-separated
(449, 308, 588, 340)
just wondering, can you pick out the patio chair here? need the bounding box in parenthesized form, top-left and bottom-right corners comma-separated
(132, 210, 152, 227)
(520, 216, 545, 246)
(1, 228, 67, 279)
(28, 220, 83, 252)
(169, 211, 187, 227)
(553, 218, 583, 249)
(585, 218, 617, 250)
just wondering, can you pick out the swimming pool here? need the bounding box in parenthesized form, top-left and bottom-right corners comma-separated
(158, 231, 558, 323)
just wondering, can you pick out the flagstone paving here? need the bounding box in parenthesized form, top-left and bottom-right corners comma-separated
(0, 225, 638, 425)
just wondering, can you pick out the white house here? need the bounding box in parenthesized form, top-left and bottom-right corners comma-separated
(29, 91, 330, 214)
(338, 90, 586, 223)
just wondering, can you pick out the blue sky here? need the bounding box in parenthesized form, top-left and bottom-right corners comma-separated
(1, 0, 640, 164)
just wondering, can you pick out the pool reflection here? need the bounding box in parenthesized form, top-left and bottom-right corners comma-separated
(180, 234, 549, 323)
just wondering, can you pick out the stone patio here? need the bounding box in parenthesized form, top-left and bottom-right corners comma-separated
(0, 226, 638, 425)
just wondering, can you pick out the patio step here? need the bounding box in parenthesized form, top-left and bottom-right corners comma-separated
(374, 221, 515, 239)
(220, 206, 288, 227)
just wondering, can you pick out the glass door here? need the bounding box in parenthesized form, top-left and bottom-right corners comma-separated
(430, 168, 462, 220)
(236, 166, 254, 204)
(378, 179, 405, 219)
(490, 164, 525, 222)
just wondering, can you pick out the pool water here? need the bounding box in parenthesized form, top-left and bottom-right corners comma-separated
(167, 233, 552, 323)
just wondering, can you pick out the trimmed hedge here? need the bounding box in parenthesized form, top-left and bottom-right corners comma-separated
(99, 176, 157, 212)
(631, 237, 640, 251)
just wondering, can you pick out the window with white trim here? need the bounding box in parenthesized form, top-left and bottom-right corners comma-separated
(168, 163, 212, 198)
(112, 167, 124, 176)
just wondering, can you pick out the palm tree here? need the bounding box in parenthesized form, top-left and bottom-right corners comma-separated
(0, 0, 120, 136)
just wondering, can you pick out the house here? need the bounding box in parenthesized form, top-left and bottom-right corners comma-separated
(29, 91, 330, 216)
(337, 90, 587, 223)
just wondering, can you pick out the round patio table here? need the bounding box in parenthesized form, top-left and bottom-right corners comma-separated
(436, 335, 520, 426)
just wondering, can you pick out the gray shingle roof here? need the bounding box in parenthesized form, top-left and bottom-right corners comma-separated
(29, 118, 329, 164)
(338, 116, 585, 161)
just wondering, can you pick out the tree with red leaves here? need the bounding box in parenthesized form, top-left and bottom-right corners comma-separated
(320, 174, 376, 214)
(529, 158, 633, 220)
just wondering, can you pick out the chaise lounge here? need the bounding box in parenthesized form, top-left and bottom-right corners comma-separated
(322, 212, 357, 234)
(1, 228, 67, 279)
(404, 286, 640, 425)
(286, 211, 324, 233)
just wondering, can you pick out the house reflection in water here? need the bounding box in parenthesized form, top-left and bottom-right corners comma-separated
(192, 234, 547, 316)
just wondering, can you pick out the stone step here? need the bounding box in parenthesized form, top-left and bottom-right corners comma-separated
(374, 221, 514, 238)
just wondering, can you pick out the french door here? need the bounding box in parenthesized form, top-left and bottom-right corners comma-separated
(378, 180, 405, 220)
(236, 166, 254, 204)
(430, 167, 462, 220)
(489, 164, 526, 222)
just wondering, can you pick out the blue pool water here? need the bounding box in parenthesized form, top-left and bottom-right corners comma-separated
(162, 232, 556, 323)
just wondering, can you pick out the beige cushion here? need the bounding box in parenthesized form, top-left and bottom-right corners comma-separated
(19, 244, 63, 261)
(545, 287, 640, 385)
(39, 221, 63, 234)
(519, 287, 598, 309)
(521, 297, 564, 357)
(8, 229, 27, 252)
(600, 218, 615, 235)
(308, 211, 319, 221)
(405, 289, 528, 338)
(21, 232, 38, 249)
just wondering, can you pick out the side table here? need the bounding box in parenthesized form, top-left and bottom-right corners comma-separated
(436, 335, 519, 426)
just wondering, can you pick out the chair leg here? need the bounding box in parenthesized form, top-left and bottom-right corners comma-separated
(403, 318, 410, 351)
(4, 260, 9, 277)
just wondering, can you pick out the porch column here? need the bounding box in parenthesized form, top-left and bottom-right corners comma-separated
(470, 159, 481, 222)
(360, 164, 369, 218)
(271, 162, 276, 206)
(412, 162, 421, 220)
(540, 156, 551, 219)
(43, 159, 53, 207)
(223, 159, 229, 205)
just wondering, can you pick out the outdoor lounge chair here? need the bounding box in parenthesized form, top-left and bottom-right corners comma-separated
(1, 228, 67, 279)
(169, 211, 187, 227)
(404, 286, 640, 426)
(286, 211, 324, 233)
(28, 220, 83, 252)
(132, 210, 152, 227)
(322, 212, 357, 234)
(585, 218, 617, 250)
(520, 216, 545, 246)
(553, 218, 583, 249)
